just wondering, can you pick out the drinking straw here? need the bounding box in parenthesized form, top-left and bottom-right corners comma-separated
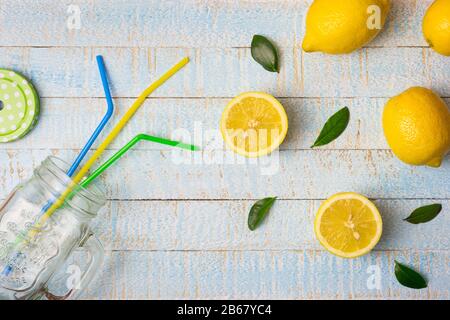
(2, 57, 190, 277)
(35, 57, 189, 228)
(67, 55, 114, 176)
(2, 57, 189, 277)
(3, 133, 197, 277)
(37, 55, 114, 213)
(1, 55, 116, 276)
(79, 134, 199, 188)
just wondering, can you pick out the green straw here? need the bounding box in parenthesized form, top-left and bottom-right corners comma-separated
(80, 133, 199, 188)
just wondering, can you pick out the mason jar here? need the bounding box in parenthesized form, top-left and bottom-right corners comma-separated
(0, 156, 106, 300)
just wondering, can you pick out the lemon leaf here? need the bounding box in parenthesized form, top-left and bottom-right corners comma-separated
(248, 197, 277, 231)
(404, 204, 442, 224)
(394, 261, 428, 289)
(251, 35, 279, 73)
(311, 107, 350, 148)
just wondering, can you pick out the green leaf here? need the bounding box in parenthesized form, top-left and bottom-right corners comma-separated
(394, 261, 428, 289)
(404, 204, 442, 224)
(248, 197, 277, 231)
(311, 107, 350, 148)
(251, 35, 279, 73)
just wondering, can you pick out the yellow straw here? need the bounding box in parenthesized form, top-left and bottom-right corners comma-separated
(32, 57, 189, 232)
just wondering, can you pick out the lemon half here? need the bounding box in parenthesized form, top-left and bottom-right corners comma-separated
(314, 192, 383, 259)
(220, 92, 288, 157)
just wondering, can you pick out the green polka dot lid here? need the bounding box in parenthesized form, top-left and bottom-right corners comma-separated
(0, 69, 40, 143)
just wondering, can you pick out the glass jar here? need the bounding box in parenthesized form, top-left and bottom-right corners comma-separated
(0, 156, 106, 300)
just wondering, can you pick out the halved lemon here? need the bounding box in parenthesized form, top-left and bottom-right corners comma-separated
(220, 92, 288, 157)
(314, 192, 383, 258)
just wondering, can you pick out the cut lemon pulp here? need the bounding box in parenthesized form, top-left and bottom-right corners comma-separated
(314, 192, 383, 258)
(220, 92, 288, 157)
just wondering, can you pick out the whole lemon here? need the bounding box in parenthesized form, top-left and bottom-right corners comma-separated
(423, 0, 450, 56)
(302, 0, 391, 54)
(383, 87, 450, 167)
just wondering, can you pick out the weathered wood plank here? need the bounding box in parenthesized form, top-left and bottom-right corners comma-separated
(0, 0, 432, 48)
(1, 47, 449, 98)
(2, 96, 449, 152)
(86, 199, 450, 251)
(0, 149, 449, 199)
(75, 250, 450, 299)
(0, 97, 396, 150)
(4, 97, 448, 151)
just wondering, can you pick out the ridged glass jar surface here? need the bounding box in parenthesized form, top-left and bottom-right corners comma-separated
(0, 156, 106, 300)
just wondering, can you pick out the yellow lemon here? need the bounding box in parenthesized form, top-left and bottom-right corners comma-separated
(383, 87, 450, 167)
(314, 192, 383, 259)
(423, 0, 450, 56)
(302, 0, 391, 54)
(220, 92, 288, 157)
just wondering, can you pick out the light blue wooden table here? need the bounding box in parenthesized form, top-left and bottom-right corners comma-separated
(0, 0, 449, 299)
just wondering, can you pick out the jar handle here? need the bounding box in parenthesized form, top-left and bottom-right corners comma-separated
(44, 232, 104, 300)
